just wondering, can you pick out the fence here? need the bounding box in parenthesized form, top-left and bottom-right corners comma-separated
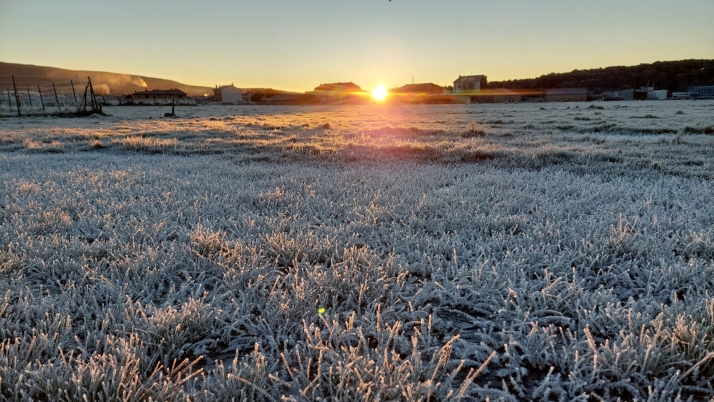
(0, 75, 103, 117)
(123, 97, 197, 106)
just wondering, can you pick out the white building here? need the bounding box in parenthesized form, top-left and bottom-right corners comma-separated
(453, 75, 486, 93)
(213, 84, 247, 104)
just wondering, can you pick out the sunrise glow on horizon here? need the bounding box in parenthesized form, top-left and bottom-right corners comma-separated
(1, 1, 712, 92)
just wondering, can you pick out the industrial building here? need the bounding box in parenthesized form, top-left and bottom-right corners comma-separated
(689, 86, 714, 98)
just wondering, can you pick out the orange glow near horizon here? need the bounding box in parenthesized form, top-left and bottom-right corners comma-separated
(372, 85, 387, 101)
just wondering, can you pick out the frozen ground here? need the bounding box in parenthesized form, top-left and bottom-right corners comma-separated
(1, 101, 713, 400)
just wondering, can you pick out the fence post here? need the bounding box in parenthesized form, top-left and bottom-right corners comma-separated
(52, 83, 61, 112)
(81, 83, 88, 112)
(87, 76, 100, 112)
(11, 75, 20, 116)
(27, 87, 32, 108)
(70, 80, 77, 104)
(37, 85, 45, 111)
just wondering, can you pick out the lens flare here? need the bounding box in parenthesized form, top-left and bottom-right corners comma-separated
(372, 85, 387, 101)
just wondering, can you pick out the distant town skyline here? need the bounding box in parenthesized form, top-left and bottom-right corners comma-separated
(1, 0, 712, 92)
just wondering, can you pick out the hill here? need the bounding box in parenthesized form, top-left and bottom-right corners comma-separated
(0, 62, 213, 96)
(487, 59, 714, 92)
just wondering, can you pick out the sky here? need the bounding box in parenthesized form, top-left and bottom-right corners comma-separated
(1, 0, 712, 92)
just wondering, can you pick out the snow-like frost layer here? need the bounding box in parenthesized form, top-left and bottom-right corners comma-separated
(1, 101, 713, 400)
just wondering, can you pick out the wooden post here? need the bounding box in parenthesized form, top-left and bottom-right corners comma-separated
(52, 83, 61, 112)
(27, 87, 32, 108)
(87, 76, 100, 112)
(11, 75, 20, 116)
(70, 80, 77, 104)
(81, 84, 88, 112)
(37, 85, 45, 111)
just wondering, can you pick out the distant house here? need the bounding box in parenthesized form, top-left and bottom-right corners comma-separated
(311, 82, 367, 104)
(389, 83, 447, 103)
(470, 88, 521, 103)
(213, 84, 248, 104)
(545, 88, 588, 102)
(391, 83, 447, 95)
(453, 75, 486, 93)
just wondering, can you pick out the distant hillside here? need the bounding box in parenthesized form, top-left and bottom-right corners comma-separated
(488, 59, 714, 92)
(0, 62, 213, 96)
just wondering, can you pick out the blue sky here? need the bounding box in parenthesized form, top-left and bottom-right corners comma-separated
(1, 0, 712, 91)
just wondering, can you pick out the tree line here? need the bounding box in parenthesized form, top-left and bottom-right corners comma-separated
(487, 59, 714, 92)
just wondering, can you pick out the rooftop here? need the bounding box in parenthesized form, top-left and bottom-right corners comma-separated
(314, 82, 363, 92)
(390, 83, 445, 94)
(454, 75, 486, 84)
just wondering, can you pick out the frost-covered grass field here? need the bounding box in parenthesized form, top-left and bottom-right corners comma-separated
(1, 101, 714, 400)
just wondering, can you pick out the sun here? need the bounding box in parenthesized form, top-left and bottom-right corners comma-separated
(372, 85, 387, 101)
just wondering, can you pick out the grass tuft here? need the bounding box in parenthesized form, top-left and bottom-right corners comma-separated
(460, 122, 489, 138)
